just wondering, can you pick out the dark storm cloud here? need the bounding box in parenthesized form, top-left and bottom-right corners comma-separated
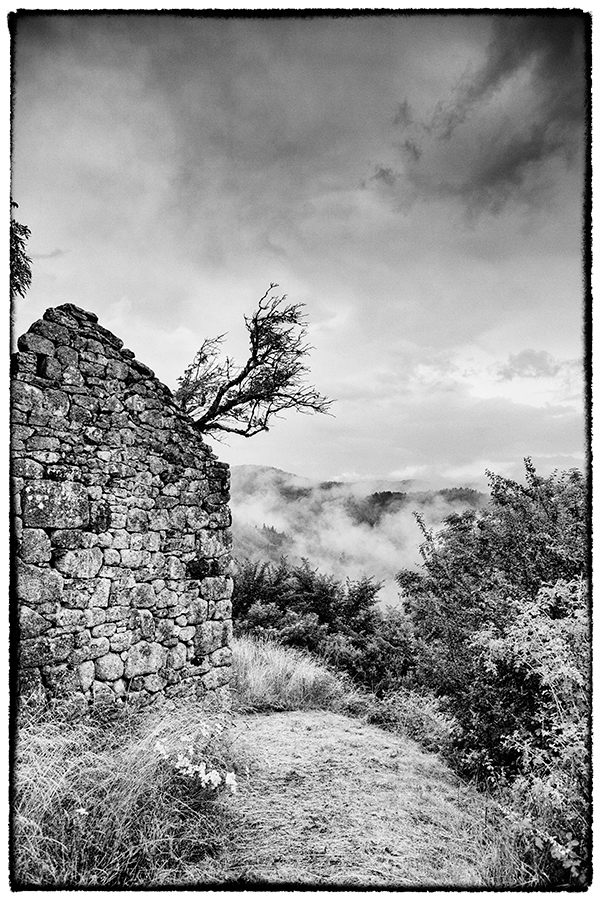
(377, 14, 587, 213)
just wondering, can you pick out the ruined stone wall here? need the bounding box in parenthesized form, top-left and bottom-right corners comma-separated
(12, 304, 233, 715)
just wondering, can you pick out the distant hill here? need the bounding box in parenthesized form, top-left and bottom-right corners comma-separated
(229, 465, 488, 607)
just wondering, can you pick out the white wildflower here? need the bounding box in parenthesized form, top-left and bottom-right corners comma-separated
(208, 769, 222, 787)
(225, 772, 238, 794)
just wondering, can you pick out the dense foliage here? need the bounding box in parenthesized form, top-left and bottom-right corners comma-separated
(10, 201, 32, 301)
(396, 460, 590, 886)
(232, 558, 415, 693)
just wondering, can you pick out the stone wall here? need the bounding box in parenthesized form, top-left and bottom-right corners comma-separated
(11, 303, 233, 715)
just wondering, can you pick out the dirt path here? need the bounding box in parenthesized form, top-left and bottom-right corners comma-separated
(209, 710, 495, 887)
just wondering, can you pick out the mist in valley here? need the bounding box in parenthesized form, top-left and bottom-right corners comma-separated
(229, 466, 488, 607)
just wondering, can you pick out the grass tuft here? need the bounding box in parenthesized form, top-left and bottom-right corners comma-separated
(231, 634, 363, 712)
(12, 700, 236, 888)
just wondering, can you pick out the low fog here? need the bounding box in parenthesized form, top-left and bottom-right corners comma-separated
(229, 466, 488, 608)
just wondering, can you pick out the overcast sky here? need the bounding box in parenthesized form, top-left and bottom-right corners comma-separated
(11, 11, 588, 487)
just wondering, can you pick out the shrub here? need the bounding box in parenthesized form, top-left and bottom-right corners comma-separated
(367, 687, 460, 755)
(233, 557, 415, 693)
(396, 462, 590, 887)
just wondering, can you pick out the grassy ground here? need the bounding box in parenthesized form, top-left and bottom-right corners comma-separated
(12, 699, 237, 887)
(12, 635, 529, 888)
(211, 709, 514, 887)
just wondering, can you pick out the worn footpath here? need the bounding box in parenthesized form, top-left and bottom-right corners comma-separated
(201, 710, 495, 887)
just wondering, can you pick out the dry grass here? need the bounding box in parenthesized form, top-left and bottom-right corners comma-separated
(231, 634, 364, 713)
(215, 710, 525, 887)
(12, 700, 236, 888)
(13, 638, 536, 888)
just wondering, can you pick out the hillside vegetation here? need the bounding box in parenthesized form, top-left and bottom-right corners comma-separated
(14, 636, 526, 888)
(13, 460, 589, 889)
(232, 460, 590, 887)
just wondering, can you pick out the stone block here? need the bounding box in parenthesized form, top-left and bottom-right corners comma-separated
(120, 549, 149, 568)
(30, 318, 71, 345)
(43, 389, 70, 417)
(103, 549, 120, 566)
(11, 381, 43, 413)
(91, 579, 111, 608)
(95, 652, 124, 681)
(17, 332, 55, 356)
(194, 621, 223, 656)
(186, 598, 208, 625)
(129, 609, 155, 640)
(22, 480, 89, 529)
(87, 637, 110, 659)
(11, 458, 44, 479)
(20, 529, 52, 565)
(200, 576, 231, 602)
(55, 608, 87, 631)
(110, 632, 132, 653)
(178, 625, 196, 643)
(78, 660, 95, 692)
(104, 605, 129, 623)
(207, 509, 232, 529)
(211, 598, 232, 621)
(124, 641, 166, 678)
(200, 667, 230, 692)
(52, 530, 97, 550)
(19, 605, 52, 639)
(154, 618, 175, 643)
(92, 623, 117, 638)
(130, 583, 155, 608)
(197, 531, 230, 558)
(210, 646, 232, 668)
(165, 556, 185, 580)
(56, 346, 79, 366)
(28, 435, 60, 451)
(167, 643, 187, 670)
(73, 629, 92, 649)
(16, 562, 63, 605)
(143, 674, 165, 693)
(127, 508, 149, 532)
(112, 678, 127, 697)
(84, 607, 107, 627)
(20, 633, 74, 667)
(54, 547, 103, 578)
(38, 357, 63, 380)
(112, 530, 130, 550)
(186, 506, 210, 530)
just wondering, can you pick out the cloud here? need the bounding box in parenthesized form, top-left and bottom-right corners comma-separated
(497, 348, 562, 380)
(374, 15, 586, 213)
(30, 248, 69, 260)
(229, 465, 489, 607)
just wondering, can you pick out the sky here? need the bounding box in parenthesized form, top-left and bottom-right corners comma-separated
(10, 10, 589, 488)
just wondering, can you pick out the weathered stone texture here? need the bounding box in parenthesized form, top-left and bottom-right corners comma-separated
(12, 304, 233, 713)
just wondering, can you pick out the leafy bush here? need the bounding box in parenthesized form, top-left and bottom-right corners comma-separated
(396, 461, 590, 886)
(366, 687, 460, 755)
(233, 557, 415, 693)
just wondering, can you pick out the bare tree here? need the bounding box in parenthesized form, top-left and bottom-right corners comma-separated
(175, 284, 333, 437)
